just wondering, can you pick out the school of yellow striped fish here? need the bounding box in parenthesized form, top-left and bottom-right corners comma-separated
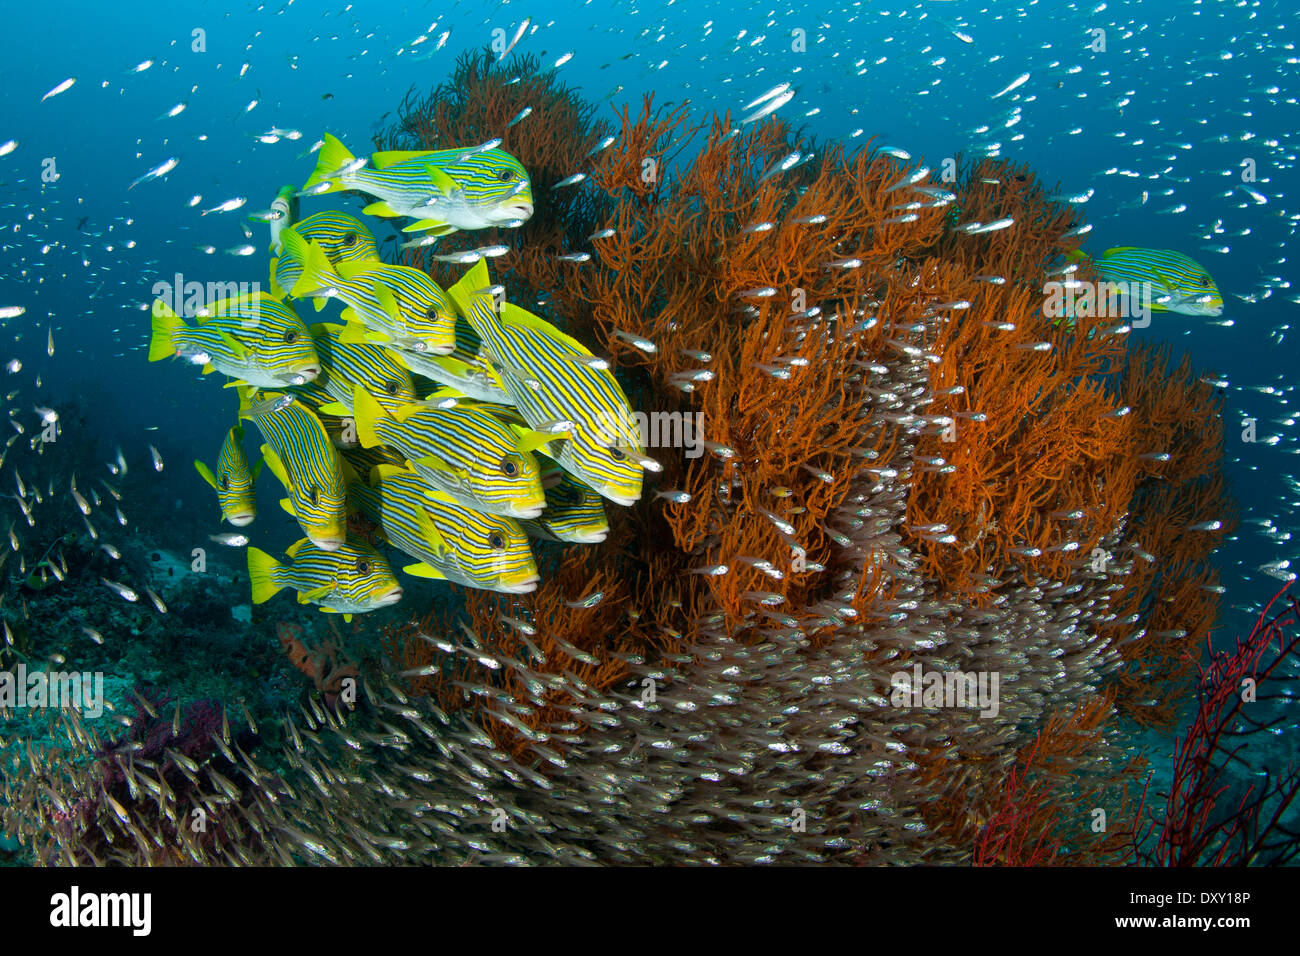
(146, 136, 651, 619)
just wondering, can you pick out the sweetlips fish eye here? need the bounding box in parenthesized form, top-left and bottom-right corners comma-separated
(283, 330, 298, 344)
(500, 457, 518, 477)
(425, 307, 439, 319)
(610, 447, 626, 461)
(355, 560, 370, 574)
(341, 231, 356, 246)
(309, 486, 319, 506)
(497, 169, 513, 183)
(488, 532, 505, 550)
(220, 474, 229, 490)
(384, 380, 400, 395)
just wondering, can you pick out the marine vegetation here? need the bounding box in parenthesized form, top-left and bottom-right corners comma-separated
(4, 51, 1293, 866)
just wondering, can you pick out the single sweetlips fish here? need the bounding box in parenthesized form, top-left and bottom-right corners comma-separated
(449, 260, 646, 506)
(1067, 247, 1223, 317)
(280, 229, 455, 354)
(301, 132, 534, 235)
(387, 314, 511, 403)
(238, 388, 346, 550)
(193, 425, 262, 526)
(518, 454, 609, 544)
(350, 384, 547, 519)
(305, 323, 416, 413)
(149, 292, 321, 388)
(247, 536, 401, 622)
(346, 462, 540, 594)
(269, 211, 378, 296)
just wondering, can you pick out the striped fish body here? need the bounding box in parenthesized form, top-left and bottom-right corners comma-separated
(519, 455, 609, 543)
(248, 537, 401, 616)
(193, 426, 260, 526)
(303, 133, 534, 235)
(449, 261, 646, 506)
(270, 212, 378, 296)
(309, 323, 416, 413)
(280, 229, 454, 354)
(351, 386, 546, 518)
(348, 464, 539, 593)
(148, 293, 320, 387)
(241, 392, 347, 550)
(1090, 247, 1223, 316)
(388, 318, 511, 402)
(339, 442, 406, 482)
(284, 380, 359, 449)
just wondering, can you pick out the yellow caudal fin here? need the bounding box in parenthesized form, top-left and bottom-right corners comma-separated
(282, 228, 339, 299)
(302, 132, 354, 194)
(246, 547, 283, 604)
(148, 300, 185, 362)
(350, 385, 387, 449)
(447, 259, 494, 333)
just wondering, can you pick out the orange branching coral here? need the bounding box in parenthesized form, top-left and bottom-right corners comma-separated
(278, 622, 358, 705)
(360, 54, 1234, 862)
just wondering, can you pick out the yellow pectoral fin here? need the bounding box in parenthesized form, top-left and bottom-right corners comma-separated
(261, 445, 292, 489)
(194, 460, 218, 489)
(401, 219, 456, 235)
(362, 200, 400, 218)
(412, 506, 449, 556)
(300, 584, 333, 602)
(216, 329, 247, 359)
(372, 282, 401, 321)
(403, 562, 447, 580)
(423, 165, 459, 194)
(279, 497, 298, 517)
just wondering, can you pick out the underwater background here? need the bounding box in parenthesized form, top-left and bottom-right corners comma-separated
(0, 0, 1297, 865)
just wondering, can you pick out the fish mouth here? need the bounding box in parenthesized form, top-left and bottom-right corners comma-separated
(602, 489, 640, 507)
(375, 586, 404, 606)
(309, 532, 345, 551)
(513, 501, 547, 519)
(283, 365, 321, 384)
(226, 512, 256, 527)
(570, 528, 609, 544)
(499, 573, 541, 594)
(501, 201, 534, 221)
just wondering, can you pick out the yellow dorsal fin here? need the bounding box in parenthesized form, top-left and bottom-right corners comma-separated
(371, 149, 435, 168)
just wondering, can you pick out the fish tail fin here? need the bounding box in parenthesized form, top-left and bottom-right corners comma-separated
(303, 133, 353, 194)
(282, 229, 337, 299)
(350, 386, 385, 448)
(447, 259, 494, 334)
(247, 547, 283, 604)
(148, 300, 184, 361)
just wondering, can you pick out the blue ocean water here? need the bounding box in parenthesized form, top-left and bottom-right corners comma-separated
(0, 0, 1296, 864)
